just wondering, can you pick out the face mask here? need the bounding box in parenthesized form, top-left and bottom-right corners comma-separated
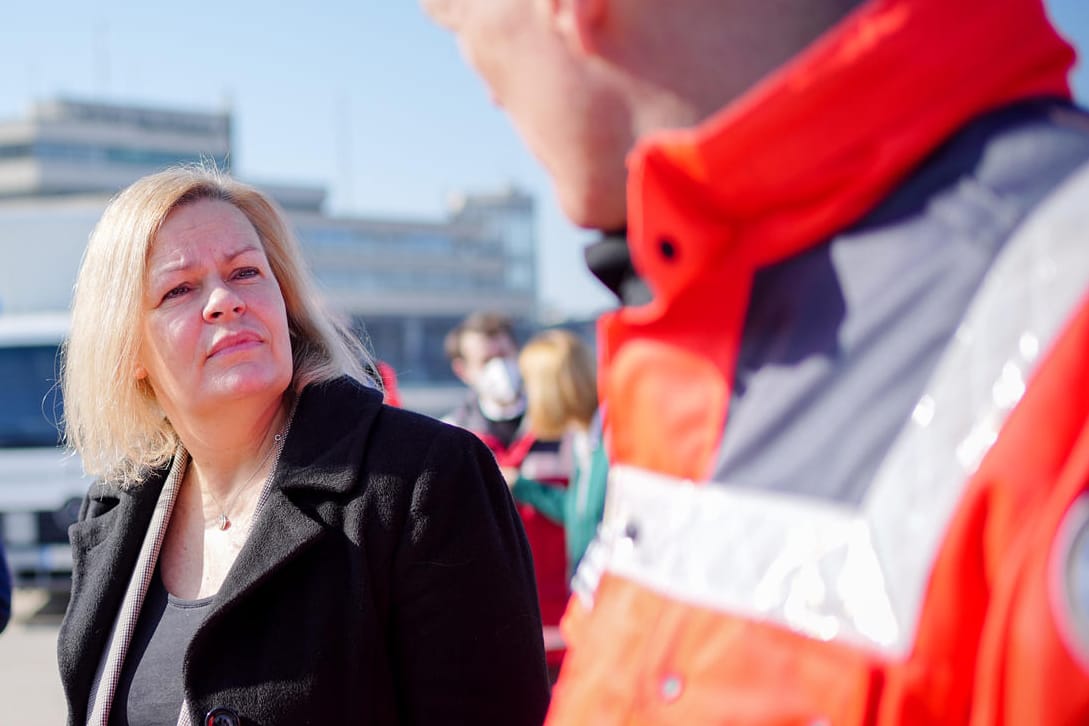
(474, 356, 523, 409)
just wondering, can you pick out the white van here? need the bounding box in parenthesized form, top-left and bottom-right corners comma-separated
(0, 313, 91, 589)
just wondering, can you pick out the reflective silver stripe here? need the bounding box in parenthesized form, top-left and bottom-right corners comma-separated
(576, 161, 1089, 657)
(601, 467, 893, 648)
(571, 527, 609, 604)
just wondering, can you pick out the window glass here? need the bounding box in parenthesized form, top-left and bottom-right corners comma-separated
(0, 344, 63, 447)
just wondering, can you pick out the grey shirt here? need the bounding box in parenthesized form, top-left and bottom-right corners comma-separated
(109, 567, 212, 726)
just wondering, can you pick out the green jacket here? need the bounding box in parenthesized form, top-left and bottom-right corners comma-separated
(511, 428, 608, 576)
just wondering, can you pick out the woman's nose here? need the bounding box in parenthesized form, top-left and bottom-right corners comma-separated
(203, 283, 246, 321)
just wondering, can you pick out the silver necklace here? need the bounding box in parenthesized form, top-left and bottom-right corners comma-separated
(206, 428, 287, 531)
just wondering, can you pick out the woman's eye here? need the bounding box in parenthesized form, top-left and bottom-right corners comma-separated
(162, 283, 191, 301)
(234, 267, 260, 280)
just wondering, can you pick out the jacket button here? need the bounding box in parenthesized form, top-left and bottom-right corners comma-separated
(205, 706, 240, 726)
(660, 673, 683, 702)
(659, 237, 678, 261)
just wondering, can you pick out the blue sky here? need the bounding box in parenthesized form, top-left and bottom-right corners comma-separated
(1, 2, 1086, 317)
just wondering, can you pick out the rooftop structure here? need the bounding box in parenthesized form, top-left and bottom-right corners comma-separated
(0, 98, 231, 199)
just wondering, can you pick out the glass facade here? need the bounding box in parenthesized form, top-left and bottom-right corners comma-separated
(288, 188, 540, 397)
(0, 141, 229, 171)
(353, 314, 457, 384)
(0, 344, 63, 448)
(294, 189, 537, 302)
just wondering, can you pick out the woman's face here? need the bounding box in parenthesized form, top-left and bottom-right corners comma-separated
(136, 198, 293, 420)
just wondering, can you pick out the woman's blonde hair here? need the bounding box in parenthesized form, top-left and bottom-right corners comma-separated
(519, 329, 597, 440)
(63, 165, 377, 485)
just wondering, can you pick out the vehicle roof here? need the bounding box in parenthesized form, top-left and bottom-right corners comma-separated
(0, 313, 71, 346)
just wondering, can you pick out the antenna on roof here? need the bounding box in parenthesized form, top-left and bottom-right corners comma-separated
(336, 91, 355, 215)
(94, 21, 111, 97)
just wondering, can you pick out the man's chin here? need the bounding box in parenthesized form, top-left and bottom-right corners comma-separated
(557, 184, 626, 233)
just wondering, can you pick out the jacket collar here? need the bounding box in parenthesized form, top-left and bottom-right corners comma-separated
(622, 0, 1074, 315)
(597, 0, 1074, 476)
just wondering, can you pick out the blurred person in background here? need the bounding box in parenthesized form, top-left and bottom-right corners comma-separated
(375, 360, 402, 407)
(444, 311, 571, 675)
(425, 0, 1089, 723)
(443, 311, 527, 448)
(57, 167, 549, 725)
(503, 329, 607, 580)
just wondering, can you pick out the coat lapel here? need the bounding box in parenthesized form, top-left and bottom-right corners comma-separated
(197, 483, 327, 625)
(189, 378, 385, 644)
(58, 471, 167, 720)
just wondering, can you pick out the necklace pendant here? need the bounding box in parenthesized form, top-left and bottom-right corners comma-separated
(217, 513, 231, 531)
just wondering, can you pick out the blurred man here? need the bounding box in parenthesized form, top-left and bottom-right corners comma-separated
(425, 0, 1089, 722)
(444, 311, 526, 449)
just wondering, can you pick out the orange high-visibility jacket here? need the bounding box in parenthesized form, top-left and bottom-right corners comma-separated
(547, 1, 1089, 723)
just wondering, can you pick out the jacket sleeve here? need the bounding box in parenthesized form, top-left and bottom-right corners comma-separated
(511, 476, 567, 525)
(390, 424, 551, 725)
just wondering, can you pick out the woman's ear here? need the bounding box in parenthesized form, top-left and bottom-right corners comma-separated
(134, 362, 148, 380)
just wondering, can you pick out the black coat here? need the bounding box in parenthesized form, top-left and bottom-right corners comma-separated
(57, 377, 551, 725)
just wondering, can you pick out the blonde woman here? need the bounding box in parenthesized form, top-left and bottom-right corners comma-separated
(506, 329, 608, 577)
(57, 167, 549, 725)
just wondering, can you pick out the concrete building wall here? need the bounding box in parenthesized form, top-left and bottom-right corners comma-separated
(0, 197, 102, 314)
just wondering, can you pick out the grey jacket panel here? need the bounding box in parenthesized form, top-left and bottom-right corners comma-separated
(715, 100, 1089, 504)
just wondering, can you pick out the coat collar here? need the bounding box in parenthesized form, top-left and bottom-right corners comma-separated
(276, 376, 384, 497)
